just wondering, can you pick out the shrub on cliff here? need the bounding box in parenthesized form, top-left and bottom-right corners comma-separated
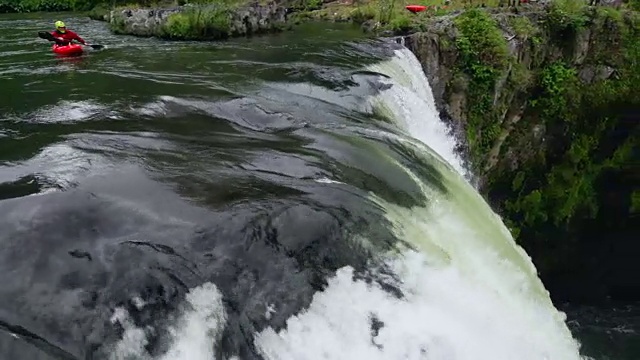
(625, 0, 640, 11)
(453, 9, 509, 164)
(546, 0, 589, 35)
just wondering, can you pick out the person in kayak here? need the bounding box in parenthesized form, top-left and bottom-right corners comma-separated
(51, 21, 87, 46)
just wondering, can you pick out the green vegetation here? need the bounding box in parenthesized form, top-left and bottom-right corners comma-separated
(546, 0, 589, 36)
(292, 0, 517, 33)
(292, 0, 449, 33)
(628, 0, 640, 11)
(504, 9, 637, 226)
(447, 2, 637, 229)
(160, 5, 232, 40)
(454, 9, 509, 162)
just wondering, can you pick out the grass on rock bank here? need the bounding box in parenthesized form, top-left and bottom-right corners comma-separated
(107, 0, 284, 40)
(294, 0, 463, 33)
(160, 2, 236, 40)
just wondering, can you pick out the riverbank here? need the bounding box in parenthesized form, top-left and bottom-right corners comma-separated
(88, 0, 481, 40)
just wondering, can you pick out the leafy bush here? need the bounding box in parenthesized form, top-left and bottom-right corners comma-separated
(510, 15, 538, 41)
(624, 0, 640, 11)
(546, 0, 589, 35)
(531, 62, 579, 121)
(87, 3, 110, 19)
(455, 9, 510, 69)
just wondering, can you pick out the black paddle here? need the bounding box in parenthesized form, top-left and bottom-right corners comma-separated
(38, 31, 104, 50)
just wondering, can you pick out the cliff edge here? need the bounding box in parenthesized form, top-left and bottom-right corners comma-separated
(403, 3, 639, 304)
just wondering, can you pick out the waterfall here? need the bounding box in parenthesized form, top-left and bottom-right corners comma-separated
(253, 47, 584, 360)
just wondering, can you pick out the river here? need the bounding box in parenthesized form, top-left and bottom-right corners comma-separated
(0, 12, 636, 360)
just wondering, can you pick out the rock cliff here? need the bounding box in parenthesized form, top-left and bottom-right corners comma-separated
(402, 4, 639, 304)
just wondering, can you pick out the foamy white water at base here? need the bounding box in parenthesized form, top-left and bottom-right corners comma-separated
(108, 283, 227, 360)
(254, 250, 580, 360)
(254, 186, 582, 360)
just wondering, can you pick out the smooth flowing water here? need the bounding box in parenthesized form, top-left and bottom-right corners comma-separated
(0, 12, 632, 360)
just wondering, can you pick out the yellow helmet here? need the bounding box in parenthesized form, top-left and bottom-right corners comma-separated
(55, 21, 66, 32)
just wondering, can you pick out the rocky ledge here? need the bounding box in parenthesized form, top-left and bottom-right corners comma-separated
(402, 5, 626, 178)
(109, 1, 288, 39)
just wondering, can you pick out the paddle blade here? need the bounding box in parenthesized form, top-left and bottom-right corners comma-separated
(38, 31, 56, 41)
(89, 44, 104, 50)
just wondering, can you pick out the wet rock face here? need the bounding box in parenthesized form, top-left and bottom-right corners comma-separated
(110, 1, 288, 39)
(401, 8, 620, 176)
(111, 7, 181, 36)
(229, 1, 288, 36)
(401, 15, 460, 112)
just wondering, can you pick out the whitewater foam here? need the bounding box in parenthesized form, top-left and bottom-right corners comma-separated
(367, 48, 468, 179)
(254, 249, 581, 360)
(254, 158, 583, 360)
(108, 282, 227, 360)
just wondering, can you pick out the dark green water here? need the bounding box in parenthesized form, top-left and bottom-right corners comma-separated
(0, 12, 637, 360)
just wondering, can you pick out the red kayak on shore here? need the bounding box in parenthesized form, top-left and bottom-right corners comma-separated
(405, 5, 428, 13)
(52, 43, 83, 56)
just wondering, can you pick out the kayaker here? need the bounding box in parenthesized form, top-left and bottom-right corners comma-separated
(50, 21, 87, 46)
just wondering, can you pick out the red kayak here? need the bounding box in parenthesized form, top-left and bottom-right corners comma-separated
(52, 43, 83, 56)
(405, 5, 428, 13)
